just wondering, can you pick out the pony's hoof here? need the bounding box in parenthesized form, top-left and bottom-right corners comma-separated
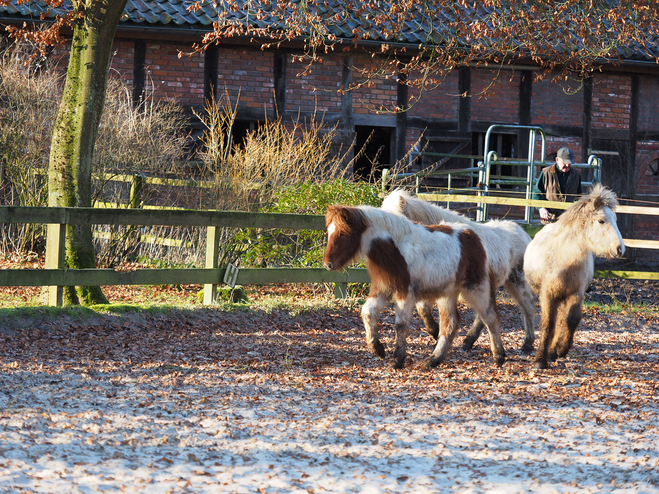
(494, 355, 505, 367)
(390, 359, 405, 370)
(462, 336, 476, 351)
(521, 342, 534, 355)
(427, 356, 443, 368)
(371, 341, 386, 359)
(534, 360, 548, 370)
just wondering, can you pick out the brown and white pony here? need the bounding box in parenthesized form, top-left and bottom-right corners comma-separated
(323, 205, 506, 369)
(381, 189, 536, 354)
(523, 184, 625, 369)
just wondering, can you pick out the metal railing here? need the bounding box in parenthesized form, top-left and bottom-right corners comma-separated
(382, 124, 602, 223)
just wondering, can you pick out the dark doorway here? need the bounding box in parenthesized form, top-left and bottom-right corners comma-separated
(231, 120, 259, 148)
(354, 126, 393, 182)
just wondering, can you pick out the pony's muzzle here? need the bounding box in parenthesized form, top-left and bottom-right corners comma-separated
(323, 261, 334, 271)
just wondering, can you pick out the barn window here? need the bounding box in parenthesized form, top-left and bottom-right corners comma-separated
(649, 159, 659, 176)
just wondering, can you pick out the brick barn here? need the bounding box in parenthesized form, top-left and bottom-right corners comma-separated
(0, 1, 657, 265)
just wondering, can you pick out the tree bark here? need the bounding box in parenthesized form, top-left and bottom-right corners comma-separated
(48, 0, 128, 305)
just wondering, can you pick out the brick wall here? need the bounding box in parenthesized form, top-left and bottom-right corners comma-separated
(216, 47, 273, 110)
(351, 55, 398, 114)
(471, 69, 519, 123)
(109, 41, 134, 86)
(407, 71, 459, 119)
(286, 56, 342, 114)
(531, 74, 583, 127)
(592, 74, 631, 130)
(145, 44, 204, 106)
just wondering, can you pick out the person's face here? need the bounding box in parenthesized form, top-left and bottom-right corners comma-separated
(556, 157, 571, 173)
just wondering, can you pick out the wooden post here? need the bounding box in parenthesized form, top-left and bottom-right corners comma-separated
(129, 174, 144, 209)
(203, 225, 220, 304)
(126, 174, 144, 253)
(44, 223, 66, 307)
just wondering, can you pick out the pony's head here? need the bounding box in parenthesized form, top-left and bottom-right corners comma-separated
(559, 184, 625, 259)
(323, 205, 368, 271)
(380, 189, 411, 216)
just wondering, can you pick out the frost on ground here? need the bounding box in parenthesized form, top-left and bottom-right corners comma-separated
(0, 296, 658, 494)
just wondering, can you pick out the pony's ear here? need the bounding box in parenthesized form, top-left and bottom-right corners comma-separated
(592, 195, 604, 210)
(326, 204, 350, 224)
(326, 204, 345, 216)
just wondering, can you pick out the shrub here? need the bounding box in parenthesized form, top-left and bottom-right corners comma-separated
(238, 179, 381, 268)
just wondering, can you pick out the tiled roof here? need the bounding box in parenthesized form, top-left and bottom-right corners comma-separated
(0, 1, 657, 62)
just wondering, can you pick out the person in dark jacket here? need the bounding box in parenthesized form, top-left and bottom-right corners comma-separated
(532, 147, 582, 222)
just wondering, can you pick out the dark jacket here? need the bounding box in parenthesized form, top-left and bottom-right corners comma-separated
(532, 164, 582, 217)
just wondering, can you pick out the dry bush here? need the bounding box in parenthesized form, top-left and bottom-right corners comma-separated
(196, 93, 353, 212)
(92, 76, 192, 267)
(0, 40, 61, 253)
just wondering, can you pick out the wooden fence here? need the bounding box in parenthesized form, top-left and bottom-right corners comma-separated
(0, 206, 369, 307)
(0, 193, 658, 308)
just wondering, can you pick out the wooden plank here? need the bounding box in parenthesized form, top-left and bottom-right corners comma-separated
(595, 270, 659, 281)
(236, 268, 371, 285)
(0, 268, 371, 287)
(418, 193, 659, 216)
(44, 223, 66, 306)
(204, 226, 221, 305)
(0, 269, 225, 287)
(0, 206, 327, 230)
(623, 239, 659, 249)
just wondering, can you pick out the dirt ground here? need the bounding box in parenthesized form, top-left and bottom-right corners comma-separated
(0, 273, 658, 493)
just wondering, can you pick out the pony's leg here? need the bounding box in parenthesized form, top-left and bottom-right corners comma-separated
(534, 290, 560, 370)
(361, 293, 388, 359)
(416, 301, 439, 340)
(504, 271, 537, 354)
(392, 296, 415, 369)
(550, 294, 583, 360)
(428, 296, 460, 368)
(461, 315, 485, 351)
(462, 290, 506, 367)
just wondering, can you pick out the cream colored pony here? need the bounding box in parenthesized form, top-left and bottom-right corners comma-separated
(381, 189, 536, 354)
(524, 184, 625, 369)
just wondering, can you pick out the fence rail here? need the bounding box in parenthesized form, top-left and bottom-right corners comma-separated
(0, 206, 369, 306)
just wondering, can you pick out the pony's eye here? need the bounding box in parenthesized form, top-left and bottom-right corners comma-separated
(598, 219, 605, 224)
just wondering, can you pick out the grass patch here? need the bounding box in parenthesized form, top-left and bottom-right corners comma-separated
(583, 299, 659, 315)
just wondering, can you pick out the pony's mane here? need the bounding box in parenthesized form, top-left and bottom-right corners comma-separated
(328, 204, 426, 240)
(359, 205, 423, 237)
(557, 183, 619, 227)
(381, 189, 469, 225)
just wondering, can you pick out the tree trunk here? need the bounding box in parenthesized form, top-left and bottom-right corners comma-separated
(48, 0, 127, 305)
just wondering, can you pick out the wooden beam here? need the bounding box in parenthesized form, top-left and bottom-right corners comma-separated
(203, 226, 221, 304)
(0, 268, 370, 287)
(43, 223, 66, 307)
(417, 193, 659, 216)
(0, 206, 327, 229)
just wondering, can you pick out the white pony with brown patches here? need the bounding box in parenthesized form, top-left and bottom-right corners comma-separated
(524, 184, 625, 369)
(381, 189, 536, 353)
(323, 204, 506, 369)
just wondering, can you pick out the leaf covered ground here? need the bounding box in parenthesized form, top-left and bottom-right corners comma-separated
(0, 259, 658, 493)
